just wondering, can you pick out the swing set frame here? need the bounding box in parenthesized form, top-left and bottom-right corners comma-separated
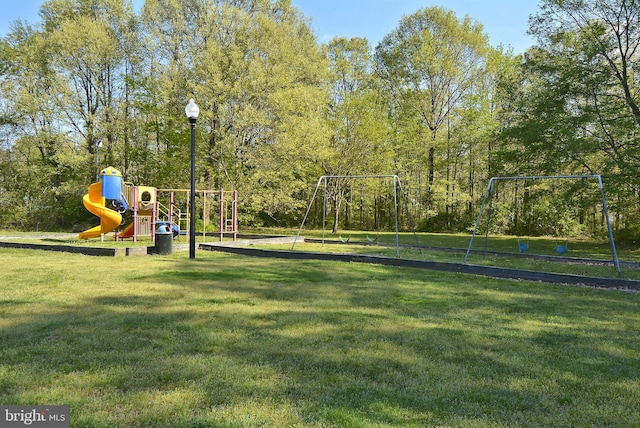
(292, 175, 420, 257)
(464, 174, 620, 273)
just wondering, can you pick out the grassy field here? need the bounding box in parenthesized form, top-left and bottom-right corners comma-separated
(293, 230, 638, 260)
(257, 230, 637, 280)
(3, 229, 637, 278)
(1, 246, 639, 427)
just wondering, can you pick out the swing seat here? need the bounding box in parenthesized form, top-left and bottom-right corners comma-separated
(339, 234, 351, 244)
(366, 234, 379, 244)
(517, 238, 529, 253)
(555, 239, 568, 255)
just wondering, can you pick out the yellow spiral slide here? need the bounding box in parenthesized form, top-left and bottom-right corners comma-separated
(78, 181, 122, 239)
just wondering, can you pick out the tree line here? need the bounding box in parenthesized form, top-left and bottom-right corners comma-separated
(1, 0, 639, 243)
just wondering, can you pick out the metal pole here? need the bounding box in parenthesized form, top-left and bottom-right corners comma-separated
(189, 119, 196, 259)
(151, 188, 157, 244)
(169, 191, 174, 227)
(322, 176, 327, 246)
(465, 178, 493, 262)
(233, 190, 238, 241)
(292, 177, 324, 250)
(95, 139, 102, 182)
(483, 180, 495, 258)
(95, 146, 99, 182)
(395, 177, 422, 253)
(219, 188, 224, 242)
(598, 175, 621, 273)
(394, 176, 399, 257)
(133, 186, 138, 243)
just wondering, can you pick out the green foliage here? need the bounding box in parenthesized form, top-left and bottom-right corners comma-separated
(375, 6, 493, 227)
(499, 0, 640, 216)
(418, 210, 470, 233)
(1, 0, 639, 237)
(613, 224, 640, 246)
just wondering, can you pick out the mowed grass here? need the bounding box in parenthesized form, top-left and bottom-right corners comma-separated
(266, 231, 639, 280)
(1, 248, 639, 427)
(4, 229, 638, 279)
(296, 230, 640, 261)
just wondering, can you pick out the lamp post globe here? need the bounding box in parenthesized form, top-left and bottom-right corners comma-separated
(186, 99, 199, 259)
(186, 98, 200, 122)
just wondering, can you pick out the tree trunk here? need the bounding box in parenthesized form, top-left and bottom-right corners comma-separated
(332, 193, 342, 234)
(428, 146, 435, 211)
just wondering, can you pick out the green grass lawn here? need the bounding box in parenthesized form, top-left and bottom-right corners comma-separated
(1, 247, 639, 427)
(294, 229, 637, 260)
(258, 230, 636, 280)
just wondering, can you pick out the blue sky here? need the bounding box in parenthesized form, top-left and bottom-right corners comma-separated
(1, 0, 540, 53)
(291, 0, 540, 53)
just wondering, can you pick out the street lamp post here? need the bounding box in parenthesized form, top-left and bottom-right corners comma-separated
(185, 99, 200, 259)
(95, 139, 103, 182)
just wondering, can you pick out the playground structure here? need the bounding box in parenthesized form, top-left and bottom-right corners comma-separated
(465, 174, 620, 273)
(292, 175, 421, 257)
(79, 167, 238, 243)
(155, 188, 238, 243)
(79, 167, 130, 240)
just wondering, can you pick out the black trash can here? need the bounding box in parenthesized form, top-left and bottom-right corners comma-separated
(155, 224, 173, 255)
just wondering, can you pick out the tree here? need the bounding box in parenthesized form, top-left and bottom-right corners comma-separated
(430, 46, 520, 231)
(135, 0, 196, 187)
(141, 0, 328, 224)
(322, 37, 391, 232)
(505, 0, 640, 231)
(42, 0, 138, 179)
(375, 6, 489, 212)
(0, 20, 89, 229)
(530, 0, 640, 128)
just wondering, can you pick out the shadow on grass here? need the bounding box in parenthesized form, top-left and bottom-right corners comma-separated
(1, 255, 639, 426)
